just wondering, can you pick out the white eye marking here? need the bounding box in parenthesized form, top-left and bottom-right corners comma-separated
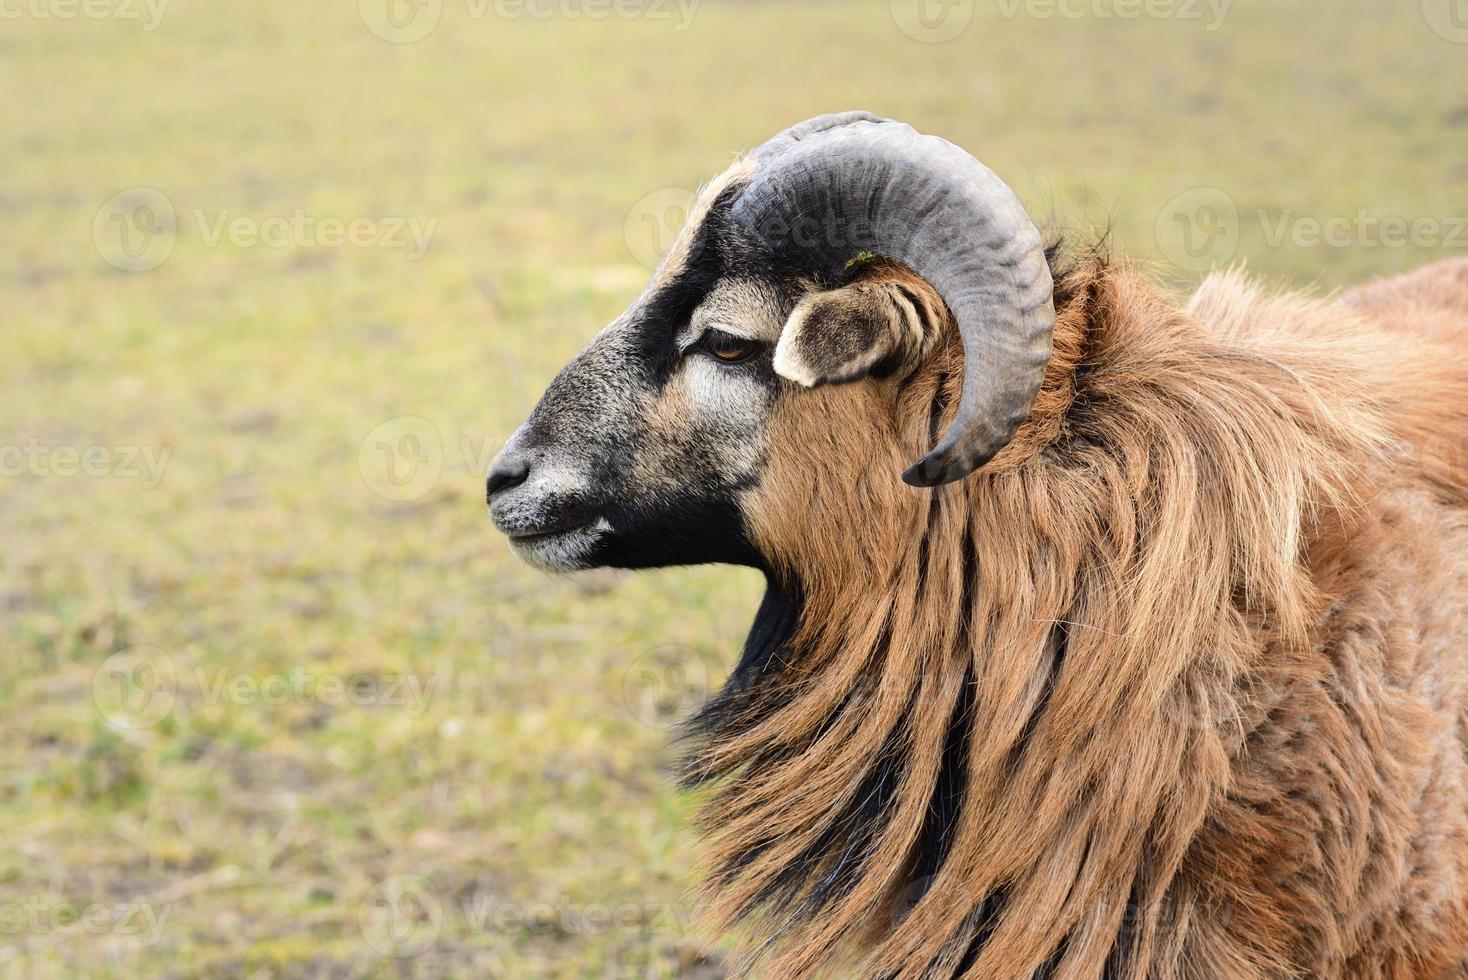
(685, 353, 759, 401)
(682, 360, 768, 478)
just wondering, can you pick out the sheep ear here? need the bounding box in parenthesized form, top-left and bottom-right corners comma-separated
(773, 283, 929, 388)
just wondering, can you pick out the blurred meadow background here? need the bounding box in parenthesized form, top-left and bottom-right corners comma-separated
(0, 0, 1465, 975)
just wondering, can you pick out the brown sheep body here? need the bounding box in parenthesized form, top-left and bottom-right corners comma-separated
(486, 114, 1468, 977)
(688, 254, 1468, 978)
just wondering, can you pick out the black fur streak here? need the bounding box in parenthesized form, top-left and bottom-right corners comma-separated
(657, 238, 1098, 977)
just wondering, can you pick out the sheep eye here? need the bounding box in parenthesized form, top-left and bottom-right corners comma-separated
(701, 329, 760, 364)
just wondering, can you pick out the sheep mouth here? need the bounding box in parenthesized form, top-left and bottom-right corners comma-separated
(506, 522, 592, 543)
(488, 494, 602, 544)
(504, 518, 614, 572)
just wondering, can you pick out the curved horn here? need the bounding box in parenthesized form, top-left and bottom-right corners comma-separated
(732, 114, 1055, 487)
(748, 110, 886, 161)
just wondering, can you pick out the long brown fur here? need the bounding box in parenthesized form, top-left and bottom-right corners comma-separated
(687, 253, 1468, 977)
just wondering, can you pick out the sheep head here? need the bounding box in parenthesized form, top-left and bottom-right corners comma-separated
(487, 112, 1054, 574)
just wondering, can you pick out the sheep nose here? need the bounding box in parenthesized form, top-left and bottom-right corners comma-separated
(486, 451, 531, 503)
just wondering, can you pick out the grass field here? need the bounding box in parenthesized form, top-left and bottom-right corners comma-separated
(0, 0, 1465, 976)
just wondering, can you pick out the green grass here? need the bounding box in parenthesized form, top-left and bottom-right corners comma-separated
(0, 1, 1464, 975)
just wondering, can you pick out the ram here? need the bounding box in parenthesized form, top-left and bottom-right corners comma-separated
(486, 112, 1468, 978)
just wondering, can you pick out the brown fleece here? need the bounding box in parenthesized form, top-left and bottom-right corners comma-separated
(688, 254, 1468, 978)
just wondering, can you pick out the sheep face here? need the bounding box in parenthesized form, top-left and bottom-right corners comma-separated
(486, 194, 952, 574)
(486, 264, 793, 572)
(487, 113, 1055, 573)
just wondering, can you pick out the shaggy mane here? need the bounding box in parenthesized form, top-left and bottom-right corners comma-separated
(681, 249, 1468, 977)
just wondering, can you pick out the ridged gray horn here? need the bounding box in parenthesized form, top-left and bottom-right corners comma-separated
(732, 112, 1055, 487)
